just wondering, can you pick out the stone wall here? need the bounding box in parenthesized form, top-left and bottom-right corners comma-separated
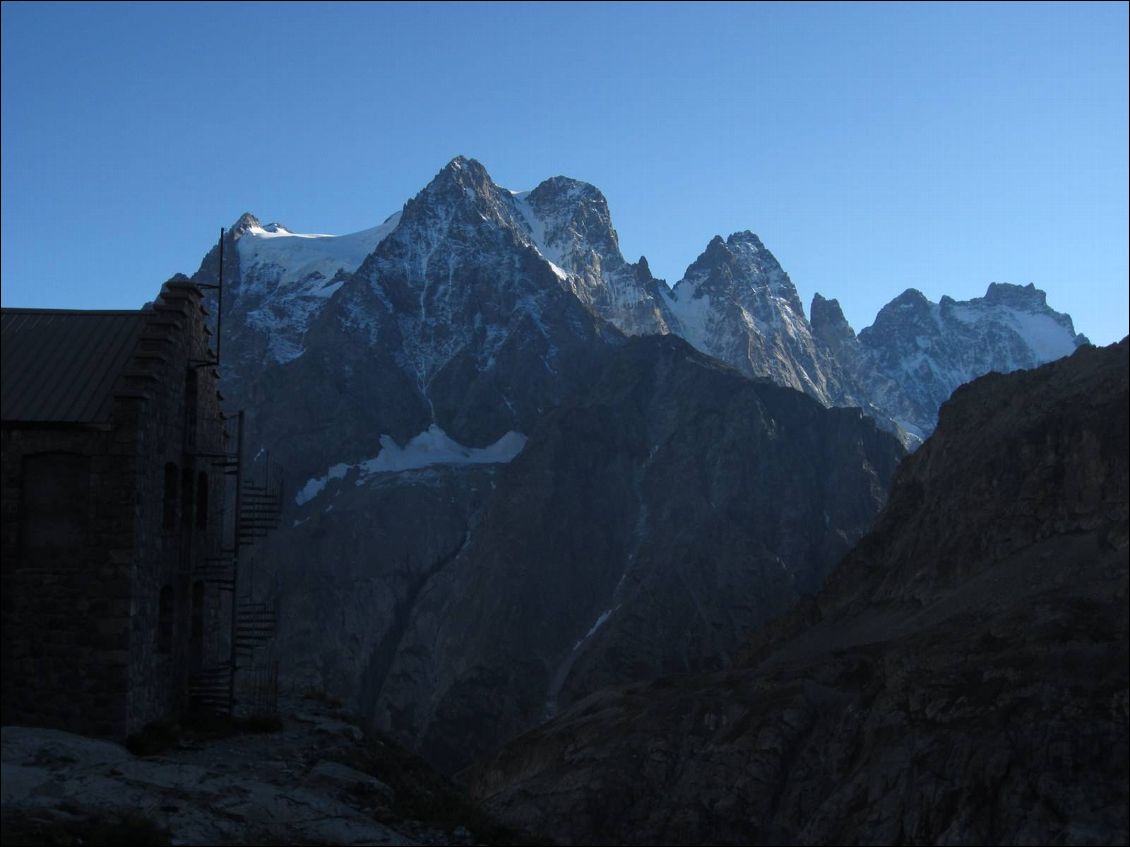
(125, 282, 228, 733)
(1, 281, 229, 738)
(1, 425, 136, 737)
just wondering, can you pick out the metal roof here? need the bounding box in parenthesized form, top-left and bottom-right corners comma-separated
(1, 308, 148, 423)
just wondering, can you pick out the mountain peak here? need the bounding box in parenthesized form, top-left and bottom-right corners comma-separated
(442, 154, 476, 172)
(981, 281, 1047, 309)
(880, 288, 933, 316)
(727, 230, 766, 251)
(416, 156, 497, 203)
(440, 155, 490, 182)
(393, 156, 511, 238)
(518, 173, 628, 283)
(528, 175, 604, 202)
(636, 255, 651, 279)
(811, 293, 856, 345)
(691, 232, 772, 270)
(684, 231, 791, 293)
(231, 212, 261, 237)
(699, 234, 730, 264)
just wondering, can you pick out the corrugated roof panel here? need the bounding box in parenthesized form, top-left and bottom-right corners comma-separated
(1, 309, 148, 423)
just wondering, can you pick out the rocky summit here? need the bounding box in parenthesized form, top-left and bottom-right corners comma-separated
(466, 339, 1129, 845)
(181, 155, 1099, 786)
(194, 157, 1087, 456)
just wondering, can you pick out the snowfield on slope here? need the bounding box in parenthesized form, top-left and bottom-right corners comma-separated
(295, 425, 527, 505)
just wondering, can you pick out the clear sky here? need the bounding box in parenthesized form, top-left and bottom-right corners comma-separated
(2, 2, 1127, 344)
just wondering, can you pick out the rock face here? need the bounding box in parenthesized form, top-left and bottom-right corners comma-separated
(367, 336, 900, 771)
(833, 282, 1089, 440)
(660, 237, 1087, 443)
(662, 232, 862, 410)
(467, 339, 1129, 846)
(263, 335, 903, 773)
(514, 176, 677, 336)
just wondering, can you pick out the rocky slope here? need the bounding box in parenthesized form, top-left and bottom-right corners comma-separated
(264, 335, 903, 773)
(467, 339, 1129, 845)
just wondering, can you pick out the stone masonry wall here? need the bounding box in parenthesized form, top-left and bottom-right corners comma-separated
(1, 424, 137, 737)
(1, 280, 229, 739)
(125, 282, 227, 734)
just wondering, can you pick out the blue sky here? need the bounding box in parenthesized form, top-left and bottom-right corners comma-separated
(2, 2, 1127, 343)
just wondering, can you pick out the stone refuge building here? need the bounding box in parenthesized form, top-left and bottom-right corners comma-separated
(1, 280, 231, 738)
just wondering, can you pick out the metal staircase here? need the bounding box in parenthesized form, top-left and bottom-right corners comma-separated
(187, 410, 285, 719)
(234, 601, 277, 659)
(188, 662, 235, 715)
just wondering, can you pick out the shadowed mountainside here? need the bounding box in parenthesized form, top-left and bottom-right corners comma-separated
(467, 339, 1130, 846)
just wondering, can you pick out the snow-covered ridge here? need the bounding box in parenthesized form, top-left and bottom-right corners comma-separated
(235, 212, 402, 363)
(294, 425, 527, 506)
(237, 213, 402, 295)
(213, 158, 1089, 442)
(850, 282, 1089, 438)
(947, 303, 1078, 362)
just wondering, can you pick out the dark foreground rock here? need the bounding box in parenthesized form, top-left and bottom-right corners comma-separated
(466, 340, 1130, 846)
(1, 695, 534, 846)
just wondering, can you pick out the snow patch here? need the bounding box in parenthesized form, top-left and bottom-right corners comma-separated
(947, 302, 1077, 362)
(359, 425, 527, 474)
(295, 463, 350, 506)
(294, 426, 527, 505)
(1006, 310, 1077, 361)
(664, 286, 713, 352)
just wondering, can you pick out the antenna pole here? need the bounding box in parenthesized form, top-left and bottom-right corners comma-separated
(228, 409, 245, 710)
(215, 228, 225, 367)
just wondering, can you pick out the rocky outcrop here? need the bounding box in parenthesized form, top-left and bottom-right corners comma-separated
(467, 339, 1129, 846)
